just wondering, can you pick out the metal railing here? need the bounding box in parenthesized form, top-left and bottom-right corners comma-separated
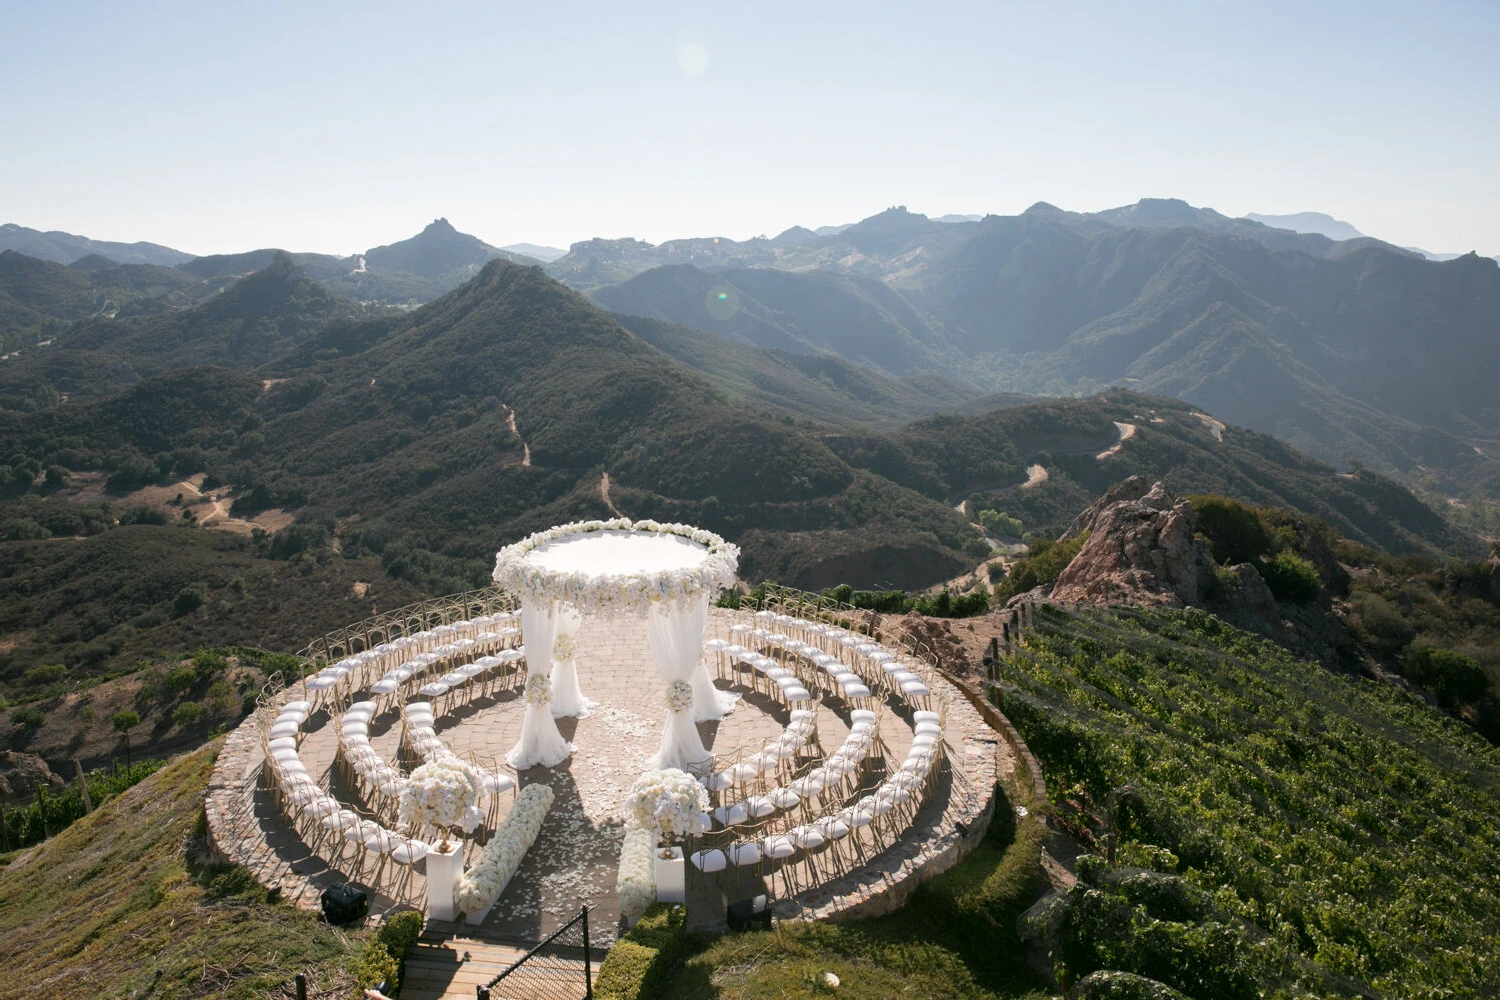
(476, 905, 594, 999)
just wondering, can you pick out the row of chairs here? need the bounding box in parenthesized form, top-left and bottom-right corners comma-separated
(401, 700, 517, 830)
(688, 708, 946, 899)
(302, 612, 523, 712)
(261, 698, 431, 901)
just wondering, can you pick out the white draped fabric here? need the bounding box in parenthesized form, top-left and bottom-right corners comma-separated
(549, 604, 597, 718)
(647, 597, 712, 770)
(507, 600, 574, 769)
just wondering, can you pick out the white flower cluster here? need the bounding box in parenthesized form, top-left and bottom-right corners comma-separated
(491, 519, 740, 612)
(615, 825, 657, 924)
(456, 783, 555, 915)
(666, 680, 694, 713)
(524, 672, 552, 707)
(553, 633, 576, 661)
(624, 768, 709, 843)
(398, 759, 482, 834)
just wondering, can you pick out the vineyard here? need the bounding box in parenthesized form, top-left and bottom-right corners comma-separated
(994, 605, 1500, 999)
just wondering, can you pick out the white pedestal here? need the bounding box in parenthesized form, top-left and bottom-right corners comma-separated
(425, 841, 463, 921)
(655, 846, 685, 903)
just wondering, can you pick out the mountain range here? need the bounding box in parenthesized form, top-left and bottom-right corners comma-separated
(5, 198, 1500, 513)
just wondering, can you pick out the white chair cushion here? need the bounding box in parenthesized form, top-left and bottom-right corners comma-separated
(761, 835, 797, 860)
(728, 843, 762, 866)
(690, 849, 727, 873)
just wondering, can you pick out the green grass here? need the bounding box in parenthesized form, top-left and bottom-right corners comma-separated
(0, 741, 362, 998)
(995, 604, 1500, 999)
(602, 780, 1051, 1000)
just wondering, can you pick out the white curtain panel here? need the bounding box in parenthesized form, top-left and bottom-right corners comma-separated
(647, 597, 712, 770)
(508, 599, 574, 768)
(684, 600, 737, 722)
(549, 603, 597, 718)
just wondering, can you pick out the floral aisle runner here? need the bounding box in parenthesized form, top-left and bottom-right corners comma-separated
(457, 783, 555, 924)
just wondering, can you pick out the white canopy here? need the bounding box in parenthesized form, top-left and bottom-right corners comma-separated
(493, 520, 740, 770)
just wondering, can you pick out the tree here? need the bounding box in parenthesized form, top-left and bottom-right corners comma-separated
(112, 709, 141, 767)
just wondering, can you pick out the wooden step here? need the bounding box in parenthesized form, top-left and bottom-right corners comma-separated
(399, 940, 602, 1000)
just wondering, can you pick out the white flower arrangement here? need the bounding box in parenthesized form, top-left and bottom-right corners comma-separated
(492, 519, 739, 612)
(615, 825, 657, 925)
(666, 680, 694, 713)
(456, 783, 555, 915)
(398, 759, 483, 849)
(524, 673, 552, 708)
(553, 633, 576, 661)
(624, 768, 709, 845)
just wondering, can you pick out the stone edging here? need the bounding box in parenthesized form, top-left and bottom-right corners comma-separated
(204, 708, 328, 910)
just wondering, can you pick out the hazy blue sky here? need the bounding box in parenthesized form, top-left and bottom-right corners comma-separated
(3, 1, 1496, 255)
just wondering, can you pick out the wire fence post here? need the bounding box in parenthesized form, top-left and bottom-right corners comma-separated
(582, 904, 593, 998)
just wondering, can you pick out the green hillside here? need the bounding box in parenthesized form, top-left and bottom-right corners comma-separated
(834, 390, 1477, 556)
(612, 311, 988, 429)
(0, 744, 361, 998)
(993, 604, 1500, 998)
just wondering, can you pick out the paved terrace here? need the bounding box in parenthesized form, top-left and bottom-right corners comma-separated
(206, 607, 1007, 947)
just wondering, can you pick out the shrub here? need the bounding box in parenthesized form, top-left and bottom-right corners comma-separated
(350, 941, 398, 993)
(2, 518, 49, 540)
(374, 911, 424, 992)
(1188, 495, 1272, 566)
(173, 584, 207, 616)
(594, 903, 688, 1000)
(171, 701, 206, 728)
(111, 709, 140, 733)
(192, 650, 228, 679)
(12, 706, 45, 729)
(978, 509, 1023, 536)
(1405, 647, 1489, 709)
(994, 532, 1089, 602)
(1260, 551, 1320, 604)
(166, 666, 198, 695)
(23, 663, 68, 687)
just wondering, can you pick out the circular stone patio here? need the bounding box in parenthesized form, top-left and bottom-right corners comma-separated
(206, 606, 1004, 945)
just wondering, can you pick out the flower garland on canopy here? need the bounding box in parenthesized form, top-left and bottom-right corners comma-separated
(491, 519, 739, 612)
(666, 680, 694, 713)
(553, 633, 576, 661)
(625, 768, 709, 845)
(524, 673, 552, 708)
(456, 783, 555, 915)
(399, 759, 483, 850)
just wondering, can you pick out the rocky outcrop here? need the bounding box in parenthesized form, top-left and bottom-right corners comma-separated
(0, 751, 64, 803)
(1061, 475, 1153, 541)
(1050, 482, 1217, 608)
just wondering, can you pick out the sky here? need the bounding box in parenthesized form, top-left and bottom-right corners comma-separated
(2, 0, 1497, 256)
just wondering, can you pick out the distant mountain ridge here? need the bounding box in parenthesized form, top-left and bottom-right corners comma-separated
(1244, 211, 1367, 242)
(0, 223, 193, 268)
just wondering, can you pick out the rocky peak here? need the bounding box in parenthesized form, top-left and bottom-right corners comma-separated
(1050, 480, 1219, 608)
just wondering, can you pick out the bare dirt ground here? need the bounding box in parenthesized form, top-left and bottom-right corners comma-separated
(1193, 411, 1225, 442)
(504, 405, 532, 466)
(600, 471, 622, 517)
(1095, 420, 1138, 460)
(1020, 463, 1049, 489)
(65, 472, 292, 536)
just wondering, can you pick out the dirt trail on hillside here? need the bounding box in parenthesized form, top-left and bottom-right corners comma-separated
(1193, 412, 1225, 442)
(505, 406, 532, 466)
(600, 471, 622, 517)
(1020, 463, 1049, 490)
(1096, 421, 1138, 460)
